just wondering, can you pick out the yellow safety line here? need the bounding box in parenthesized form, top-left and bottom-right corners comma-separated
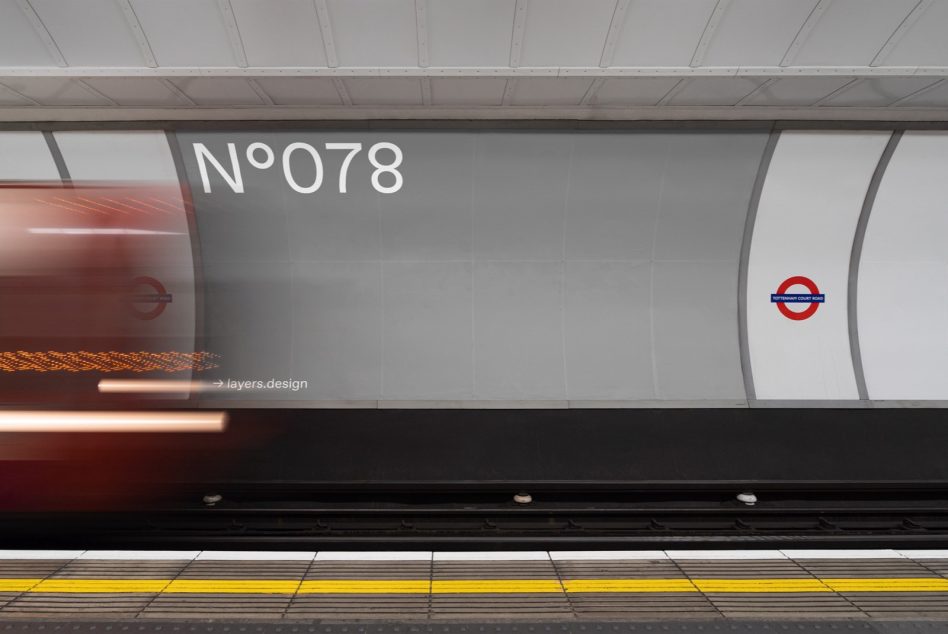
(0, 579, 42, 592)
(432, 579, 564, 594)
(822, 578, 948, 592)
(693, 579, 833, 593)
(3, 577, 948, 594)
(32, 579, 170, 593)
(300, 580, 430, 594)
(165, 579, 301, 594)
(563, 579, 697, 593)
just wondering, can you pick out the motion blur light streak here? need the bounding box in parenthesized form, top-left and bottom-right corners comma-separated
(27, 228, 183, 236)
(0, 351, 220, 373)
(98, 379, 221, 394)
(0, 411, 226, 433)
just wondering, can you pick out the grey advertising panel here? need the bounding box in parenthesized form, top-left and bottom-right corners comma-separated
(177, 129, 766, 404)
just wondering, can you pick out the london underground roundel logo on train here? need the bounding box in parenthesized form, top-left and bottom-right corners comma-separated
(129, 276, 173, 321)
(770, 276, 824, 321)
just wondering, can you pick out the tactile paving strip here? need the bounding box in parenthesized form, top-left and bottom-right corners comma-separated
(431, 559, 570, 619)
(0, 621, 923, 633)
(289, 559, 430, 620)
(674, 558, 860, 618)
(2, 553, 948, 621)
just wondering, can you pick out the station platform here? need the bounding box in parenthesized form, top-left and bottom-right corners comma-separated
(3, 550, 948, 624)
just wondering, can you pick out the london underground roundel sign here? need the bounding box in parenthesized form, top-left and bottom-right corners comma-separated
(129, 276, 173, 320)
(770, 276, 824, 321)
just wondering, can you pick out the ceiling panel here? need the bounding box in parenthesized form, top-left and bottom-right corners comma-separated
(172, 78, 265, 106)
(885, 1, 948, 66)
(792, 0, 919, 66)
(0, 2, 58, 66)
(667, 77, 765, 106)
(702, 0, 818, 66)
(427, 0, 516, 67)
(344, 78, 423, 105)
(740, 77, 855, 107)
(253, 78, 342, 105)
(328, 0, 418, 67)
(430, 78, 507, 105)
(230, 0, 327, 67)
(82, 78, 191, 106)
(819, 77, 943, 107)
(510, 78, 593, 105)
(0, 83, 34, 106)
(131, 0, 237, 66)
(30, 0, 145, 66)
(592, 77, 680, 105)
(519, 0, 615, 67)
(895, 80, 948, 108)
(610, 0, 716, 66)
(1, 78, 111, 106)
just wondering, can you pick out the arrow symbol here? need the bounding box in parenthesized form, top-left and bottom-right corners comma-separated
(213, 380, 223, 388)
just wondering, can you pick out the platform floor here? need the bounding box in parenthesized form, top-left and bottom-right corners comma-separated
(3, 550, 948, 621)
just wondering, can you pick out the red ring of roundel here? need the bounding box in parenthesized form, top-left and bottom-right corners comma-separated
(775, 275, 821, 321)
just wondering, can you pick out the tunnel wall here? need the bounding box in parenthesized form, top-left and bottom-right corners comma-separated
(1, 125, 947, 407)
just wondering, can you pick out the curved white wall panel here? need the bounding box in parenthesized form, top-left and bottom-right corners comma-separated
(747, 131, 889, 400)
(858, 131, 948, 400)
(53, 131, 180, 182)
(52, 131, 197, 388)
(0, 132, 60, 182)
(0, 132, 61, 284)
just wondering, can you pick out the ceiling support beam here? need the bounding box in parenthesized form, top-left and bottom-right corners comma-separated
(871, 0, 933, 66)
(812, 77, 861, 106)
(580, 78, 607, 105)
(332, 78, 352, 105)
(1, 66, 944, 79)
(246, 79, 274, 105)
(501, 79, 518, 105)
(116, 0, 157, 68)
(420, 78, 432, 105)
(217, 0, 248, 68)
(509, 0, 528, 68)
(0, 81, 41, 106)
(313, 0, 339, 68)
(734, 78, 775, 106)
(14, 0, 66, 67)
(415, 0, 429, 68)
(780, 0, 833, 67)
(159, 79, 197, 106)
(7, 104, 946, 123)
(690, 0, 730, 67)
(657, 78, 688, 106)
(890, 77, 945, 106)
(74, 79, 118, 106)
(599, 0, 631, 68)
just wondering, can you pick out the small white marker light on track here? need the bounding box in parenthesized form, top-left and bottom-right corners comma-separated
(513, 492, 533, 504)
(736, 492, 758, 506)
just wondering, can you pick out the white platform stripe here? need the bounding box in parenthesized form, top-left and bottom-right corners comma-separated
(0, 550, 85, 559)
(549, 551, 667, 560)
(433, 551, 550, 561)
(896, 550, 948, 559)
(666, 550, 787, 560)
(196, 551, 316, 561)
(315, 551, 432, 561)
(781, 549, 904, 559)
(0, 549, 934, 561)
(79, 550, 200, 560)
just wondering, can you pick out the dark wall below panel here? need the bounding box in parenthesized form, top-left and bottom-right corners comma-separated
(165, 408, 948, 485)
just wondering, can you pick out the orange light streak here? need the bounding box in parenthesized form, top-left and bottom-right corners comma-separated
(0, 351, 220, 373)
(0, 411, 226, 433)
